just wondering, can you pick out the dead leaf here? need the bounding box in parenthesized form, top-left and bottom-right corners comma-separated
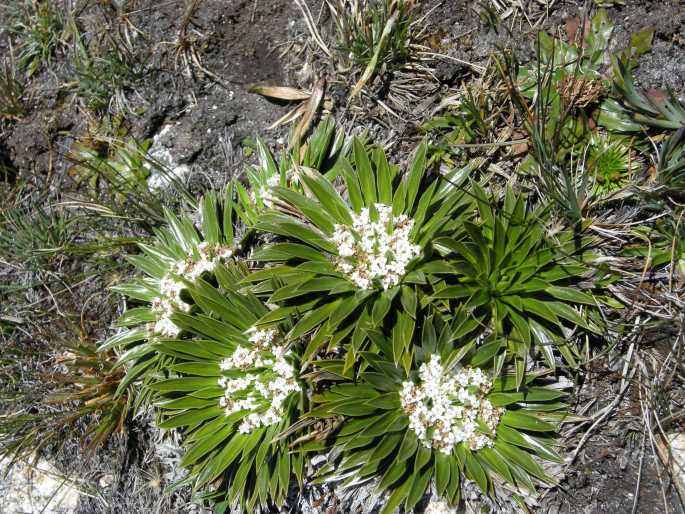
(564, 16, 581, 44)
(291, 78, 326, 148)
(511, 142, 528, 157)
(249, 85, 312, 101)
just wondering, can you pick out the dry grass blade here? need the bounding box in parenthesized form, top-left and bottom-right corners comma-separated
(294, 0, 332, 58)
(292, 78, 326, 148)
(267, 104, 306, 130)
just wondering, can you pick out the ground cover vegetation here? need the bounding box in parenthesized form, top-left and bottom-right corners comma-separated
(0, 1, 684, 513)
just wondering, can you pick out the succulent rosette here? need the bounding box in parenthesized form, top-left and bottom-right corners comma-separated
(430, 185, 606, 383)
(303, 314, 567, 514)
(248, 139, 473, 370)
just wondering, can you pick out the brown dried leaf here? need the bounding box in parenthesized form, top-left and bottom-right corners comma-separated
(564, 16, 581, 44)
(291, 79, 325, 148)
(249, 85, 312, 101)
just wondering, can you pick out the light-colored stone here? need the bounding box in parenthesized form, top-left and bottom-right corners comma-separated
(0, 456, 80, 513)
(667, 432, 685, 494)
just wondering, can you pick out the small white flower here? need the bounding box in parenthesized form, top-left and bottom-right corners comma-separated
(153, 316, 180, 337)
(150, 242, 234, 337)
(330, 203, 420, 290)
(217, 326, 300, 433)
(400, 355, 502, 453)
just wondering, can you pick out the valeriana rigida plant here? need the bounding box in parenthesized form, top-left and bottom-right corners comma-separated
(102, 191, 305, 511)
(149, 263, 304, 512)
(233, 117, 347, 228)
(248, 138, 473, 373)
(303, 313, 566, 514)
(103, 121, 598, 513)
(431, 184, 604, 382)
(102, 187, 237, 410)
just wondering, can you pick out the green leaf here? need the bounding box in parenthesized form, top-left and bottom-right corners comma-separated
(337, 157, 364, 212)
(434, 451, 451, 496)
(353, 138, 376, 205)
(158, 406, 223, 428)
(289, 298, 342, 339)
(200, 192, 220, 244)
(152, 377, 220, 392)
(405, 465, 432, 511)
(405, 142, 428, 213)
(630, 26, 654, 56)
(380, 477, 412, 514)
(501, 411, 556, 432)
(374, 146, 394, 204)
(296, 166, 352, 225)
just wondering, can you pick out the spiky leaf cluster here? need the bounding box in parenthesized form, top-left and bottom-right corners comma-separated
(107, 124, 605, 512)
(303, 315, 566, 514)
(430, 184, 603, 380)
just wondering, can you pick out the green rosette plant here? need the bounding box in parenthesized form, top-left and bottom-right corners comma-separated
(303, 314, 566, 513)
(233, 117, 347, 227)
(248, 138, 473, 372)
(585, 133, 641, 195)
(149, 263, 304, 512)
(431, 185, 603, 381)
(102, 188, 306, 511)
(101, 188, 237, 409)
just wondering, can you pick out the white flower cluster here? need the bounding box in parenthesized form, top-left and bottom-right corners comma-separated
(331, 203, 420, 290)
(424, 500, 457, 514)
(250, 174, 280, 208)
(218, 328, 300, 433)
(400, 355, 502, 454)
(150, 242, 233, 337)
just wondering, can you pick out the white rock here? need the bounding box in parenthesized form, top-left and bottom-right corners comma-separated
(0, 456, 81, 513)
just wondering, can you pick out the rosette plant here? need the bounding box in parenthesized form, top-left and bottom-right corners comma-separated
(431, 184, 603, 381)
(233, 117, 347, 227)
(304, 313, 566, 513)
(101, 189, 237, 409)
(149, 263, 305, 512)
(248, 138, 473, 371)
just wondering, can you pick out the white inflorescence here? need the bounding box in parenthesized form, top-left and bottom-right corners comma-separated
(400, 355, 502, 454)
(218, 328, 300, 433)
(250, 174, 281, 208)
(424, 500, 457, 514)
(150, 242, 233, 337)
(331, 203, 420, 290)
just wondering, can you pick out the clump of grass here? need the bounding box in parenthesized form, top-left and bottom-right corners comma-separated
(0, 321, 129, 463)
(0, 199, 74, 279)
(9, 0, 68, 77)
(64, 19, 143, 114)
(329, 0, 416, 76)
(0, 190, 133, 465)
(69, 135, 152, 201)
(0, 59, 25, 121)
(297, 0, 432, 112)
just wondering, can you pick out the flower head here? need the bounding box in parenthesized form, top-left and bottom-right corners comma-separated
(331, 203, 420, 290)
(400, 355, 502, 454)
(149, 242, 233, 337)
(218, 327, 300, 433)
